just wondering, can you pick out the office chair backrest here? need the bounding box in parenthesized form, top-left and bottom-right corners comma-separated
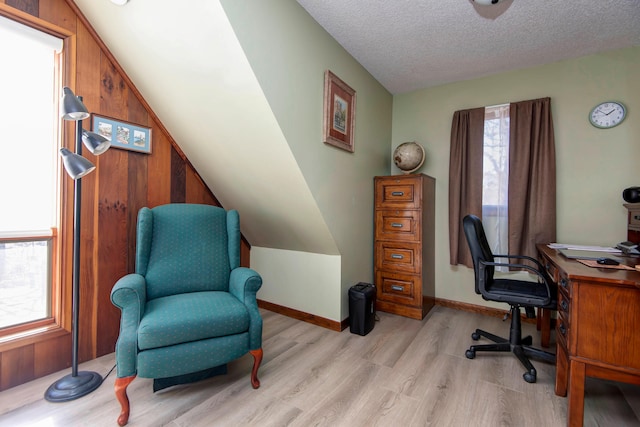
(463, 214, 495, 295)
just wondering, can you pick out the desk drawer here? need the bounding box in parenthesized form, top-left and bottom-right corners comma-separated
(541, 253, 559, 283)
(557, 306, 570, 349)
(558, 273, 571, 296)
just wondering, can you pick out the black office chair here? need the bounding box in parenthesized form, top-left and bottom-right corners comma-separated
(462, 214, 557, 383)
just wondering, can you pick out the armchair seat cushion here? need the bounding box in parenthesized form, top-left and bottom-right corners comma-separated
(138, 291, 250, 350)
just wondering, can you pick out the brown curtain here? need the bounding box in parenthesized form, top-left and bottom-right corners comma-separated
(448, 107, 485, 267)
(508, 97, 557, 258)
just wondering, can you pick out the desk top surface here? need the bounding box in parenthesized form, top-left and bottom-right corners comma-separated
(537, 243, 640, 289)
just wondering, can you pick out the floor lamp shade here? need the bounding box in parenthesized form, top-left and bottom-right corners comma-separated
(45, 88, 108, 403)
(82, 130, 111, 155)
(59, 147, 95, 179)
(61, 87, 90, 121)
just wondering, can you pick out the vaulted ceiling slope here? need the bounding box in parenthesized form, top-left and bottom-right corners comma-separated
(72, 0, 339, 255)
(296, 0, 640, 94)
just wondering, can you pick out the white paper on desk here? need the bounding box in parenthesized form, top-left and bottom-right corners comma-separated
(548, 243, 621, 253)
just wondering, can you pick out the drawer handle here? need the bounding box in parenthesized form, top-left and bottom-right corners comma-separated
(560, 278, 568, 289)
(391, 285, 404, 292)
(634, 215, 640, 220)
(391, 254, 404, 259)
(559, 323, 567, 336)
(391, 191, 404, 196)
(560, 300, 568, 311)
(391, 223, 403, 228)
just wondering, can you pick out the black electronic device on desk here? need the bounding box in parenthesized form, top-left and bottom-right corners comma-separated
(617, 241, 640, 255)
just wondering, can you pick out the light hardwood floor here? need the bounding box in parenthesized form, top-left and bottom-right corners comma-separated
(1, 306, 639, 426)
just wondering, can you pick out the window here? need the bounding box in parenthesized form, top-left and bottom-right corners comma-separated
(482, 105, 510, 256)
(0, 16, 63, 333)
(449, 98, 556, 267)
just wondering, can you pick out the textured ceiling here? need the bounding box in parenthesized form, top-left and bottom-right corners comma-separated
(296, 0, 640, 94)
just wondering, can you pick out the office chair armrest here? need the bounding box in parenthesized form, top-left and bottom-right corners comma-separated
(479, 259, 553, 305)
(493, 253, 546, 271)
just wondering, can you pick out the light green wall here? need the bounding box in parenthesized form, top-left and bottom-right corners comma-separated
(393, 46, 640, 307)
(222, 0, 393, 321)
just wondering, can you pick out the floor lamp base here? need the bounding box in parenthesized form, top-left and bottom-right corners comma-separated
(44, 371, 103, 402)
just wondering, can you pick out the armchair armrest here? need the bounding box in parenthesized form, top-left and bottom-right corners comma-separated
(110, 274, 147, 377)
(229, 267, 263, 350)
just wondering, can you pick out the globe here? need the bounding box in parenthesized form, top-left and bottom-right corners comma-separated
(393, 141, 425, 174)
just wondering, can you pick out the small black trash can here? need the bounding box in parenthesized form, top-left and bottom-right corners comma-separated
(349, 282, 376, 336)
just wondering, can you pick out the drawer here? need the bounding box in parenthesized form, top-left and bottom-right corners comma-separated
(629, 210, 640, 229)
(557, 289, 570, 318)
(375, 176, 422, 209)
(540, 254, 559, 283)
(376, 270, 421, 306)
(375, 241, 421, 274)
(375, 210, 421, 242)
(558, 273, 571, 296)
(557, 312, 570, 349)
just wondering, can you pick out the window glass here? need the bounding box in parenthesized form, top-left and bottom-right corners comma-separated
(0, 17, 62, 329)
(482, 105, 510, 259)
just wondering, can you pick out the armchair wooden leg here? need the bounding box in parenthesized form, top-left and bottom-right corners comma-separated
(249, 348, 263, 389)
(115, 375, 136, 426)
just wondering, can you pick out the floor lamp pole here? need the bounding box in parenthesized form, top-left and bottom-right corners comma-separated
(44, 117, 103, 402)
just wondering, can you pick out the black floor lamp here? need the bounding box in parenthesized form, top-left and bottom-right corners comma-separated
(44, 87, 111, 402)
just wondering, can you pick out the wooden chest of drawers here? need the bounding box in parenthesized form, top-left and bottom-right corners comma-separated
(374, 174, 435, 320)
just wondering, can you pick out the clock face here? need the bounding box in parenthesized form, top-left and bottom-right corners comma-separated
(589, 101, 626, 129)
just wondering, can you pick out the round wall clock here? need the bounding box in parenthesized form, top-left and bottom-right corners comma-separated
(589, 101, 626, 129)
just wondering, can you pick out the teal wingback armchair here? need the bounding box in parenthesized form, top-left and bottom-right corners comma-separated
(110, 204, 263, 426)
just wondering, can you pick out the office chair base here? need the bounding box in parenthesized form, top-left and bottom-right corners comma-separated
(465, 306, 556, 383)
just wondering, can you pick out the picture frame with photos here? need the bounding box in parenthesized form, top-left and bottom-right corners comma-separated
(91, 114, 152, 154)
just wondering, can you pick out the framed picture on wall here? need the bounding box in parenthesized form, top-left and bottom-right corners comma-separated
(323, 70, 356, 152)
(91, 114, 152, 154)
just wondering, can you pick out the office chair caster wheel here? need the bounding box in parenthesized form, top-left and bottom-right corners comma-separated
(523, 372, 536, 383)
(471, 332, 480, 340)
(465, 349, 475, 359)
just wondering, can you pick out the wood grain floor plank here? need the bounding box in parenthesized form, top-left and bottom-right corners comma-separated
(0, 306, 638, 426)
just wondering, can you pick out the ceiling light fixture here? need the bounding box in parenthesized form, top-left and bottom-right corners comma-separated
(472, 0, 504, 5)
(110, 0, 128, 5)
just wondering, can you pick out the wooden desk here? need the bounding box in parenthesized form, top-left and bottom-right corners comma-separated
(537, 244, 640, 427)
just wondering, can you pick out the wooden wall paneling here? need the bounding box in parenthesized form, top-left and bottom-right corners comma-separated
(34, 334, 71, 377)
(0, 346, 35, 390)
(122, 77, 148, 288)
(241, 240, 250, 267)
(170, 146, 187, 203)
(39, 0, 74, 32)
(95, 148, 129, 358)
(126, 153, 148, 273)
(147, 128, 172, 207)
(6, 0, 37, 16)
(185, 167, 216, 205)
(75, 16, 102, 363)
(94, 56, 130, 358)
